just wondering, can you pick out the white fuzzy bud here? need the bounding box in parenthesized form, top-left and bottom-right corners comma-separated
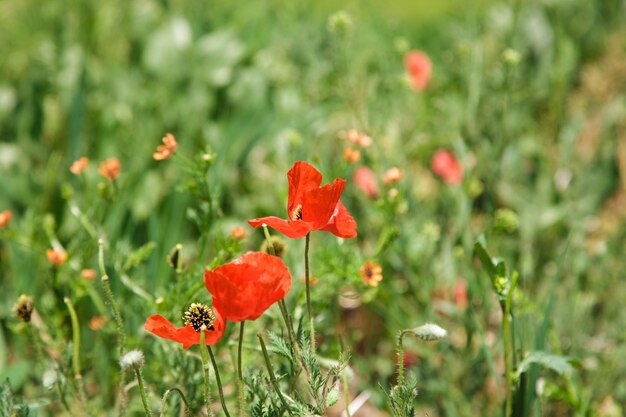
(120, 349, 145, 370)
(410, 323, 447, 342)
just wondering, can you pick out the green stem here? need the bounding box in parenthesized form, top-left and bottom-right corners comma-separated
(503, 272, 519, 417)
(134, 367, 153, 417)
(160, 387, 190, 417)
(264, 224, 302, 373)
(237, 322, 246, 417)
(304, 233, 315, 355)
(199, 329, 215, 417)
(257, 334, 293, 417)
(98, 239, 128, 417)
(342, 369, 351, 417)
(208, 346, 231, 417)
(64, 297, 88, 412)
(396, 330, 406, 387)
(98, 239, 126, 356)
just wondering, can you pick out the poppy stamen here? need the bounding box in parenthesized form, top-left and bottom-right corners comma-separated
(183, 303, 216, 332)
(291, 204, 303, 221)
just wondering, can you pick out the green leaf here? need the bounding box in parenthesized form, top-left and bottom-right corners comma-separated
(516, 351, 575, 379)
(474, 240, 497, 279)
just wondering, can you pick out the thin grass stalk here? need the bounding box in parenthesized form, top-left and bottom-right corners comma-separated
(64, 297, 88, 413)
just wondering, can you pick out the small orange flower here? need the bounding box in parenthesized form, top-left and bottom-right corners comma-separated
(98, 158, 121, 180)
(344, 129, 372, 147)
(360, 261, 383, 287)
(89, 316, 108, 331)
(46, 249, 68, 266)
(230, 226, 247, 240)
(69, 157, 89, 175)
(383, 167, 403, 185)
(81, 269, 97, 280)
(0, 210, 12, 228)
(153, 133, 178, 161)
(343, 147, 361, 164)
(299, 275, 319, 286)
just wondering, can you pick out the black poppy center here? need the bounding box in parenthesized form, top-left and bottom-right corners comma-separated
(291, 204, 303, 221)
(184, 303, 216, 332)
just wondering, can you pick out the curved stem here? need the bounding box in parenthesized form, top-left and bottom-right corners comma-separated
(134, 367, 152, 417)
(64, 297, 88, 412)
(342, 370, 351, 417)
(160, 387, 190, 417)
(304, 233, 315, 355)
(237, 322, 246, 417)
(199, 329, 215, 417)
(207, 346, 231, 417)
(258, 334, 293, 417)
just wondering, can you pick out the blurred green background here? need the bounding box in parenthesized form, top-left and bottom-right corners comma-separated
(1, 0, 626, 415)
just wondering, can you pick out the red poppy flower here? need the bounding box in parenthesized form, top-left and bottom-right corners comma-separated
(204, 252, 291, 322)
(248, 161, 357, 239)
(431, 149, 463, 184)
(404, 50, 432, 92)
(144, 303, 226, 349)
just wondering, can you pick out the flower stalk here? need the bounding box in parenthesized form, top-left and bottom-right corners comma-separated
(199, 327, 215, 417)
(237, 322, 246, 417)
(160, 387, 190, 417)
(304, 233, 315, 355)
(208, 346, 231, 417)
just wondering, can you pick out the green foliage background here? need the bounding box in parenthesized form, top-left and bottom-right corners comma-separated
(1, 0, 625, 415)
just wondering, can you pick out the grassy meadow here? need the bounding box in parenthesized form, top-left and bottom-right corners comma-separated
(1, 0, 626, 416)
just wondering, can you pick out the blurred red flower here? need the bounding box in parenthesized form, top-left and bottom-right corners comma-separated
(145, 303, 225, 349)
(0, 210, 12, 228)
(382, 167, 404, 185)
(431, 150, 463, 184)
(248, 161, 357, 239)
(204, 252, 291, 322)
(404, 50, 432, 92)
(353, 166, 379, 199)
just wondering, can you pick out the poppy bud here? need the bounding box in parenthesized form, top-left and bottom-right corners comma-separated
(261, 235, 287, 258)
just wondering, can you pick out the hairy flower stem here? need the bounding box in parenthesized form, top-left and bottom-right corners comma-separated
(207, 346, 231, 417)
(199, 329, 215, 417)
(133, 366, 152, 417)
(98, 239, 128, 416)
(396, 331, 406, 387)
(304, 233, 315, 355)
(238, 322, 246, 417)
(98, 239, 126, 356)
(64, 297, 88, 413)
(258, 334, 294, 417)
(160, 387, 191, 417)
(262, 225, 302, 372)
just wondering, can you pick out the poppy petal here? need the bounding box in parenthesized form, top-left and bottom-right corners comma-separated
(204, 253, 292, 322)
(322, 200, 357, 238)
(302, 178, 346, 228)
(145, 311, 226, 350)
(287, 161, 323, 217)
(248, 216, 313, 239)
